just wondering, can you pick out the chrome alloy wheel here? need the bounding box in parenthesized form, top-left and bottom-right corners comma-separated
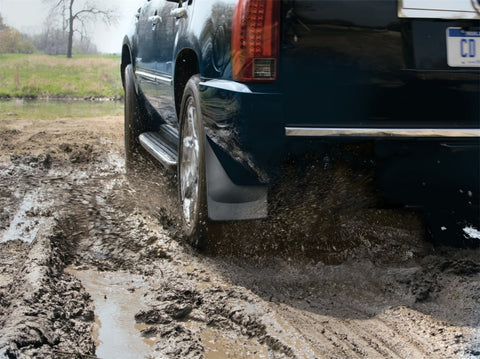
(180, 96, 201, 233)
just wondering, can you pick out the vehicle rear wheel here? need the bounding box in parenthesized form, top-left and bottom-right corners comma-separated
(124, 64, 145, 168)
(178, 75, 210, 250)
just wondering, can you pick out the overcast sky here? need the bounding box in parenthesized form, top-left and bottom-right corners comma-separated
(0, 0, 142, 54)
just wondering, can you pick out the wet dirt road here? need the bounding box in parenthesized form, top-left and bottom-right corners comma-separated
(0, 115, 479, 358)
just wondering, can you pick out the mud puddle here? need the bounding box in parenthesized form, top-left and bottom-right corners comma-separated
(202, 330, 268, 359)
(66, 267, 154, 359)
(1, 190, 54, 244)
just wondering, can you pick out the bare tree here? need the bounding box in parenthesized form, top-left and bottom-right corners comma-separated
(0, 13, 6, 31)
(45, 0, 118, 58)
(31, 25, 67, 55)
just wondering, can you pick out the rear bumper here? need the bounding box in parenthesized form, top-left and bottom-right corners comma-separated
(200, 80, 480, 194)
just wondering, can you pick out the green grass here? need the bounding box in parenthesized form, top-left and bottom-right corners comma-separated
(0, 54, 124, 99)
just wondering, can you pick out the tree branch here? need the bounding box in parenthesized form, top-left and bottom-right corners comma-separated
(43, 0, 120, 57)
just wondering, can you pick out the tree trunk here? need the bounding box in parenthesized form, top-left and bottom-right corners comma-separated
(67, 0, 74, 58)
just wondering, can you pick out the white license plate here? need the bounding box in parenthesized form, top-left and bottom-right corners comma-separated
(446, 27, 480, 67)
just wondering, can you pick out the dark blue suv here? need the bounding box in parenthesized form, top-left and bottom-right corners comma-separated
(122, 0, 480, 249)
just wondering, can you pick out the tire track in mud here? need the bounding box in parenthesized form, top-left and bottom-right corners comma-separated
(204, 255, 480, 359)
(283, 309, 431, 359)
(259, 282, 478, 359)
(0, 218, 96, 358)
(0, 147, 114, 357)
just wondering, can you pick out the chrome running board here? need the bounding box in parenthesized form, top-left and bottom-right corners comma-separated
(139, 125, 179, 167)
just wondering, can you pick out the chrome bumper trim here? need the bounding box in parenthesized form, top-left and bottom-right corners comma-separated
(285, 127, 480, 138)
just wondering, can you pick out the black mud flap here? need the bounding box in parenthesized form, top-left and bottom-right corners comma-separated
(205, 140, 268, 221)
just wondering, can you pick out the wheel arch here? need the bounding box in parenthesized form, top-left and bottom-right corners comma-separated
(121, 43, 133, 90)
(174, 49, 200, 120)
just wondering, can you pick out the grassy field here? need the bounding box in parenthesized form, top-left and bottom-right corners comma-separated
(0, 54, 123, 99)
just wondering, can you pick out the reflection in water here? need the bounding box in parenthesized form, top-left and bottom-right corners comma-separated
(66, 268, 154, 359)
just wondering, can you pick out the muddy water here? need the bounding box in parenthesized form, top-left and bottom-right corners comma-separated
(187, 323, 269, 359)
(1, 182, 55, 244)
(2, 192, 43, 243)
(66, 267, 154, 358)
(202, 329, 268, 358)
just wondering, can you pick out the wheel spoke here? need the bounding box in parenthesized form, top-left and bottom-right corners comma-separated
(180, 97, 200, 228)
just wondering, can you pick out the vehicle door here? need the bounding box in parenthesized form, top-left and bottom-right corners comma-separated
(135, 0, 180, 124)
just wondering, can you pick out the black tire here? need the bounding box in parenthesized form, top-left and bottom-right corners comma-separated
(178, 75, 210, 250)
(124, 64, 145, 167)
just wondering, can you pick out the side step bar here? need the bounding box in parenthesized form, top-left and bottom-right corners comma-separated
(139, 124, 179, 167)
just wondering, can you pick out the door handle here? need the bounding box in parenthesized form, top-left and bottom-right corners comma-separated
(170, 8, 187, 18)
(148, 15, 162, 25)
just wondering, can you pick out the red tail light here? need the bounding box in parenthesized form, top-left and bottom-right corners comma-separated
(232, 0, 280, 82)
